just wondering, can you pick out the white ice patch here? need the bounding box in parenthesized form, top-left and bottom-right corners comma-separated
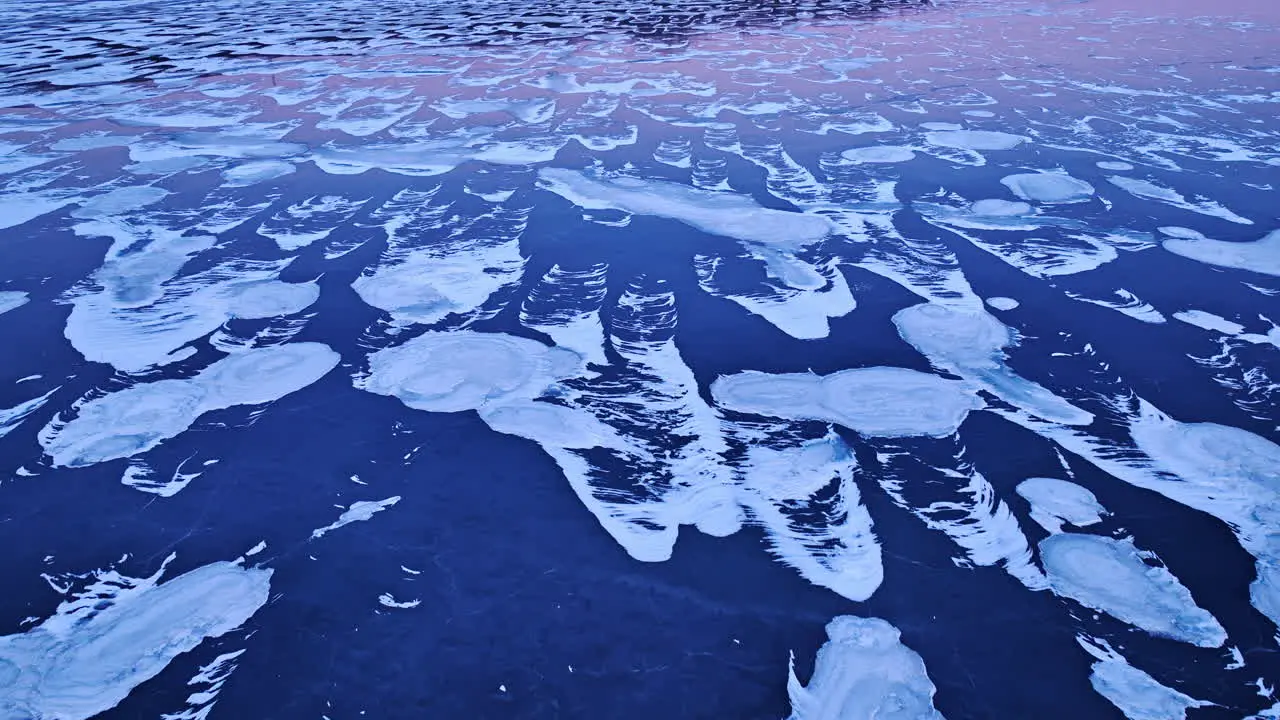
(0, 388, 57, 439)
(694, 255, 856, 341)
(1001, 172, 1094, 204)
(1080, 637, 1213, 720)
(311, 496, 401, 539)
(1040, 533, 1227, 647)
(787, 616, 944, 720)
(893, 303, 1093, 426)
(1108, 176, 1252, 225)
(1162, 228, 1280, 278)
(70, 186, 170, 220)
(737, 432, 882, 602)
(356, 331, 583, 413)
(222, 160, 294, 187)
(519, 263, 609, 367)
(537, 167, 834, 249)
(377, 594, 421, 609)
(0, 558, 271, 720)
(1174, 310, 1245, 336)
(257, 194, 369, 251)
(986, 297, 1019, 311)
(925, 129, 1027, 151)
(1067, 289, 1167, 324)
(40, 343, 339, 468)
(712, 367, 982, 438)
(0, 290, 28, 315)
(1016, 477, 1106, 533)
(839, 146, 915, 164)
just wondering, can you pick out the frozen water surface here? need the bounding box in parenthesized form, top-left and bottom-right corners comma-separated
(0, 0, 1278, 717)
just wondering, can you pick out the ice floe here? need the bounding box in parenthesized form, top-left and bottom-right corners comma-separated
(1016, 477, 1106, 534)
(40, 343, 339, 468)
(1080, 637, 1213, 720)
(1040, 533, 1226, 647)
(893, 303, 1093, 426)
(1000, 172, 1094, 204)
(787, 616, 944, 720)
(312, 496, 401, 538)
(712, 367, 983, 438)
(839, 146, 916, 164)
(986, 297, 1019, 311)
(0, 290, 28, 315)
(1162, 228, 1280, 277)
(0, 557, 271, 720)
(925, 129, 1027, 151)
(1108, 176, 1252, 225)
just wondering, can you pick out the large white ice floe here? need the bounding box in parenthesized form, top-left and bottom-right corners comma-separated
(1162, 228, 1280, 277)
(711, 367, 982, 438)
(1039, 533, 1226, 647)
(1079, 637, 1213, 720)
(840, 145, 915, 164)
(1016, 477, 1106, 534)
(0, 558, 271, 720)
(1000, 172, 1095, 204)
(40, 343, 339, 468)
(0, 290, 28, 315)
(787, 616, 944, 720)
(356, 331, 583, 413)
(892, 303, 1093, 426)
(924, 129, 1027, 151)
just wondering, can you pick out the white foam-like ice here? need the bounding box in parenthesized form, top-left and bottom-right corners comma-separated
(787, 616, 944, 720)
(311, 496, 401, 538)
(0, 558, 271, 720)
(925, 129, 1027, 151)
(1162, 229, 1280, 278)
(257, 194, 369, 251)
(356, 331, 583, 413)
(1001, 172, 1095, 204)
(1040, 533, 1227, 647)
(893, 303, 1093, 425)
(40, 343, 339, 468)
(0, 388, 57, 439)
(1016, 477, 1106, 533)
(712, 367, 982, 438)
(840, 146, 915, 164)
(1080, 637, 1213, 720)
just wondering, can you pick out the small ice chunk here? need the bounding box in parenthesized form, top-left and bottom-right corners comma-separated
(840, 146, 915, 164)
(1162, 229, 1280, 277)
(1001, 172, 1094, 204)
(0, 560, 271, 720)
(712, 367, 983, 438)
(1040, 534, 1227, 647)
(971, 199, 1033, 217)
(1016, 477, 1105, 533)
(377, 593, 421, 609)
(986, 297, 1019, 311)
(1173, 310, 1245, 336)
(311, 496, 401, 539)
(1096, 161, 1134, 171)
(40, 343, 339, 468)
(1158, 227, 1204, 240)
(787, 616, 944, 720)
(356, 331, 583, 413)
(925, 129, 1027, 151)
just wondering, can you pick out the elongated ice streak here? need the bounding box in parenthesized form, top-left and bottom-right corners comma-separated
(40, 343, 339, 468)
(1079, 636, 1213, 720)
(0, 558, 271, 720)
(788, 615, 944, 720)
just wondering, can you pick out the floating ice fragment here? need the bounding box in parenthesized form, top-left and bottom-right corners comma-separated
(839, 146, 915, 164)
(0, 290, 28, 315)
(537, 167, 834, 248)
(312, 496, 401, 538)
(70, 185, 170, 219)
(893, 303, 1093, 425)
(1096, 161, 1133, 171)
(40, 343, 339, 468)
(1173, 310, 1245, 335)
(986, 297, 1019, 311)
(712, 367, 982, 438)
(1108, 176, 1252, 225)
(1000, 172, 1094, 204)
(1162, 228, 1280, 277)
(787, 616, 944, 720)
(378, 594, 421, 609)
(925, 129, 1027, 151)
(1016, 477, 1105, 533)
(1080, 637, 1213, 720)
(357, 331, 582, 413)
(0, 388, 57, 439)
(0, 560, 271, 720)
(222, 160, 294, 187)
(1041, 533, 1227, 647)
